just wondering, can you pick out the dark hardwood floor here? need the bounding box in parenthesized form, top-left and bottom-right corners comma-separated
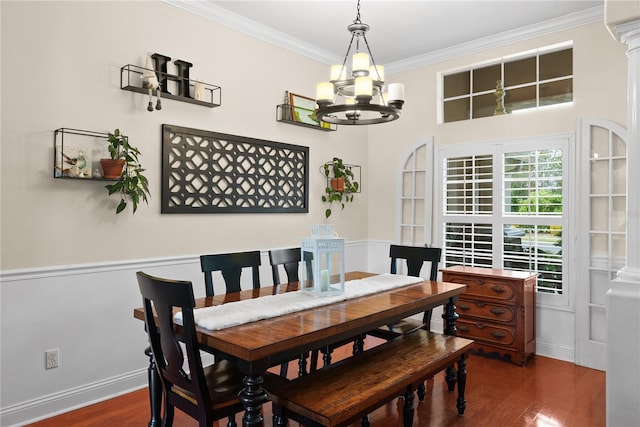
(27, 339, 605, 427)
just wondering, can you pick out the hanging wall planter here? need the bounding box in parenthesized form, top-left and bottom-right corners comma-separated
(321, 157, 360, 218)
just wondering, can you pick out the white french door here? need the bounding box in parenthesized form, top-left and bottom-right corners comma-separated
(575, 118, 627, 371)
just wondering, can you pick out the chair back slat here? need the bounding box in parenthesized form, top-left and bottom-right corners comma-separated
(269, 248, 301, 285)
(389, 245, 442, 280)
(200, 251, 262, 296)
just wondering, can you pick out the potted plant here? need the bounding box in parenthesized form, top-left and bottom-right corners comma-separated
(321, 157, 359, 218)
(102, 129, 151, 214)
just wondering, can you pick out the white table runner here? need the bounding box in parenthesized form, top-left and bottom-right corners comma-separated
(176, 273, 423, 331)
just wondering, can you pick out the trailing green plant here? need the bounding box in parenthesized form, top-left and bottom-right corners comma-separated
(321, 157, 359, 218)
(104, 129, 150, 214)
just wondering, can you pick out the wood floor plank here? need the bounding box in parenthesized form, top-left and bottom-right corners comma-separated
(26, 339, 605, 427)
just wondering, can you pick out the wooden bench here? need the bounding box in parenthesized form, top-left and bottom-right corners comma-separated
(268, 330, 474, 427)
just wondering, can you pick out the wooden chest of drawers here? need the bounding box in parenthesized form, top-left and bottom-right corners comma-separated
(441, 266, 537, 366)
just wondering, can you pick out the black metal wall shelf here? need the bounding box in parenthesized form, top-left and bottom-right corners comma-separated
(276, 104, 336, 131)
(120, 64, 222, 108)
(54, 128, 118, 180)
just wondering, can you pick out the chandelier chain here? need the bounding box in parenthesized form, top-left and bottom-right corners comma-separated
(354, 0, 361, 23)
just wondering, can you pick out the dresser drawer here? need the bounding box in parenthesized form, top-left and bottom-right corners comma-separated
(457, 299, 516, 323)
(457, 319, 516, 347)
(445, 273, 516, 301)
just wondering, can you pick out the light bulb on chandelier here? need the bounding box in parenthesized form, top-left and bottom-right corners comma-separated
(315, 0, 404, 125)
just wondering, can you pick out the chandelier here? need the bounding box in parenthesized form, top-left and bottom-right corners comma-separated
(315, 0, 404, 125)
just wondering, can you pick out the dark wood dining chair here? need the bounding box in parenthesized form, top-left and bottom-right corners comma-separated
(200, 250, 262, 296)
(268, 247, 314, 377)
(366, 244, 442, 402)
(368, 245, 442, 340)
(136, 271, 286, 427)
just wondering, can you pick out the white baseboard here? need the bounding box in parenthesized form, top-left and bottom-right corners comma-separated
(0, 370, 147, 427)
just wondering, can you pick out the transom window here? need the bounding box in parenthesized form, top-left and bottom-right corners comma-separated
(441, 43, 573, 123)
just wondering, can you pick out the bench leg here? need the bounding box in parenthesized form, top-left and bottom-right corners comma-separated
(272, 405, 286, 427)
(456, 354, 468, 415)
(322, 346, 332, 367)
(353, 333, 365, 354)
(403, 386, 415, 427)
(417, 382, 426, 401)
(445, 364, 457, 392)
(297, 352, 309, 377)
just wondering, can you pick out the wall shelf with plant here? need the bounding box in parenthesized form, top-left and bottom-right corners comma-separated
(321, 157, 361, 218)
(53, 128, 151, 214)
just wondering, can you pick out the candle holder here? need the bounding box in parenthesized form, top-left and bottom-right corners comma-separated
(301, 225, 345, 297)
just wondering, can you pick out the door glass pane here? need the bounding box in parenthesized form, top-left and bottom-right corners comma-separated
(612, 234, 626, 258)
(591, 127, 610, 158)
(414, 199, 424, 225)
(414, 171, 425, 195)
(613, 159, 626, 193)
(415, 145, 426, 169)
(590, 197, 608, 231)
(402, 199, 413, 223)
(402, 172, 413, 196)
(590, 160, 609, 194)
(590, 234, 608, 258)
(612, 196, 626, 232)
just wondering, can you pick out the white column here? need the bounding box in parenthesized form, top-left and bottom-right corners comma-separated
(606, 18, 640, 427)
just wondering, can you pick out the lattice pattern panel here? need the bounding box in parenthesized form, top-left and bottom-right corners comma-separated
(161, 124, 308, 213)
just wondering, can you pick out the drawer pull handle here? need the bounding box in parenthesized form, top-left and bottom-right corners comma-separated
(491, 285, 506, 293)
(474, 322, 486, 329)
(474, 301, 486, 308)
(490, 307, 506, 315)
(458, 304, 471, 311)
(459, 325, 470, 332)
(490, 331, 506, 339)
(475, 279, 485, 285)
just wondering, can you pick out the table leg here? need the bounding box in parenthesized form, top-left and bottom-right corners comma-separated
(144, 346, 162, 427)
(442, 299, 459, 336)
(443, 299, 460, 392)
(456, 353, 468, 415)
(238, 374, 268, 426)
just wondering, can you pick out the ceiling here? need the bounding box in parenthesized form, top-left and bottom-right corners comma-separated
(168, 0, 603, 73)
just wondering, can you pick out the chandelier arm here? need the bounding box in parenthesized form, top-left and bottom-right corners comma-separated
(338, 33, 357, 79)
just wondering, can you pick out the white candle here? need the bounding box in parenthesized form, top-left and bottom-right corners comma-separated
(387, 83, 405, 101)
(320, 269, 330, 291)
(352, 52, 370, 73)
(316, 82, 334, 102)
(355, 76, 373, 97)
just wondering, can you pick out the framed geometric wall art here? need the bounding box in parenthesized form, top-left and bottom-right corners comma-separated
(161, 124, 309, 213)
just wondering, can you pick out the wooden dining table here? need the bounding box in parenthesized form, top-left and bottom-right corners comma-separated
(133, 271, 467, 427)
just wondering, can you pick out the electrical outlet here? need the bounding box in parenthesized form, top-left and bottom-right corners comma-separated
(45, 349, 59, 369)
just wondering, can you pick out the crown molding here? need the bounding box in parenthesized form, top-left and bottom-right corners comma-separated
(386, 6, 604, 73)
(165, 1, 603, 74)
(164, 0, 341, 64)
